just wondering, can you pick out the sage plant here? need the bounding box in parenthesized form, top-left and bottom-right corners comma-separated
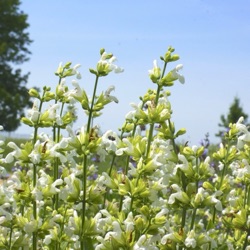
(0, 47, 250, 250)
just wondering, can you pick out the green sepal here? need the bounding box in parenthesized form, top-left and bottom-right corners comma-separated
(232, 209, 246, 229)
(89, 68, 98, 75)
(175, 128, 186, 137)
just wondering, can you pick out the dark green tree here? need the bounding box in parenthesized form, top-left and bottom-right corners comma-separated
(0, 0, 32, 132)
(216, 96, 248, 138)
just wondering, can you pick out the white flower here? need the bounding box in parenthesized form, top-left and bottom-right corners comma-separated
(194, 187, 208, 205)
(236, 116, 250, 148)
(168, 184, 190, 205)
(104, 221, 122, 240)
(47, 103, 60, 119)
(24, 220, 37, 233)
(172, 64, 185, 84)
(72, 64, 81, 79)
(122, 196, 131, 211)
(185, 230, 197, 248)
(71, 80, 83, 98)
(27, 99, 40, 122)
(161, 232, 176, 245)
(124, 212, 134, 232)
(99, 52, 124, 74)
(134, 235, 147, 249)
(128, 162, 137, 176)
(50, 179, 63, 194)
(60, 173, 81, 200)
(173, 154, 189, 174)
(0, 205, 12, 221)
(101, 130, 120, 152)
(4, 142, 22, 163)
(49, 142, 68, 163)
(148, 60, 161, 82)
(125, 102, 143, 120)
(0, 216, 6, 224)
(116, 138, 134, 156)
(43, 235, 52, 245)
(31, 187, 43, 201)
(210, 190, 223, 211)
(104, 85, 119, 103)
(155, 208, 168, 218)
(29, 140, 42, 164)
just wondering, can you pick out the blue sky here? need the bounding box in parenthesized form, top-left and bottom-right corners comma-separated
(18, 0, 250, 144)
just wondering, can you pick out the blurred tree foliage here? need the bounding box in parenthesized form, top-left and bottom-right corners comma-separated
(0, 0, 33, 132)
(216, 96, 248, 139)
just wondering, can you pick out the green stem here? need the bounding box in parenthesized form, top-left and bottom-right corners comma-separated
(178, 206, 187, 250)
(52, 125, 58, 212)
(58, 205, 68, 250)
(119, 150, 132, 212)
(87, 75, 99, 133)
(212, 206, 216, 224)
(190, 208, 197, 231)
(53, 75, 64, 212)
(168, 119, 178, 154)
(247, 185, 250, 206)
(244, 184, 248, 208)
(32, 128, 38, 250)
(129, 173, 142, 212)
(8, 221, 13, 249)
(53, 159, 59, 210)
(108, 155, 116, 178)
(145, 59, 167, 159)
(53, 103, 64, 212)
(145, 85, 161, 160)
(181, 207, 187, 229)
(81, 154, 87, 250)
(81, 75, 99, 249)
(219, 163, 227, 189)
(190, 157, 199, 231)
(31, 94, 44, 250)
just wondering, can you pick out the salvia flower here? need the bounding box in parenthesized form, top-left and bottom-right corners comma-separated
(185, 230, 197, 248)
(104, 85, 119, 103)
(149, 60, 161, 83)
(97, 51, 124, 76)
(27, 99, 40, 123)
(173, 64, 185, 84)
(236, 116, 250, 148)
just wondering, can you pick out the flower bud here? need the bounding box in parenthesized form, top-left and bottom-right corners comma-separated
(148, 60, 161, 83)
(164, 51, 171, 61)
(135, 216, 146, 231)
(202, 181, 214, 191)
(175, 128, 186, 137)
(28, 88, 40, 98)
(168, 46, 175, 52)
(169, 54, 180, 62)
(21, 117, 34, 127)
(64, 62, 72, 69)
(100, 48, 105, 55)
(43, 91, 55, 102)
(89, 68, 97, 75)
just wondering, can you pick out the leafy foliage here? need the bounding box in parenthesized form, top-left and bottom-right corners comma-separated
(0, 0, 33, 132)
